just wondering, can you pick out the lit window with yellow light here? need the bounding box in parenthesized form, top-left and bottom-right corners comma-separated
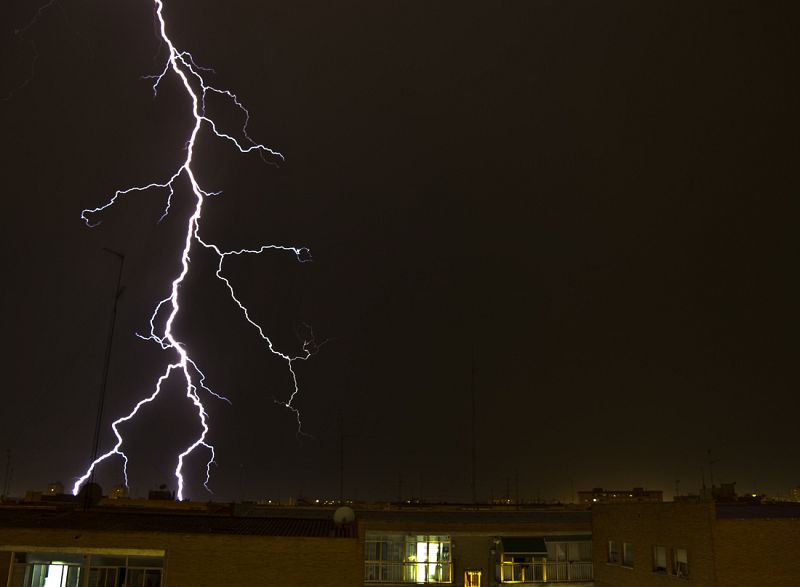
(365, 533, 452, 583)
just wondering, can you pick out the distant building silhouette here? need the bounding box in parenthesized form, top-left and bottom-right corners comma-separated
(578, 487, 663, 504)
(148, 485, 175, 501)
(710, 482, 738, 502)
(110, 484, 128, 499)
(46, 482, 63, 496)
(791, 486, 800, 503)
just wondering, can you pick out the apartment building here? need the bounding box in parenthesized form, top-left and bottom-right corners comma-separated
(592, 501, 800, 586)
(1, 501, 594, 587)
(357, 507, 593, 586)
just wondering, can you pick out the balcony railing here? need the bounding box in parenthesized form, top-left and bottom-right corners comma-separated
(365, 561, 452, 583)
(499, 561, 593, 583)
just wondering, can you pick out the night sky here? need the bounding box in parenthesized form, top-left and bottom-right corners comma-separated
(1, 1, 797, 503)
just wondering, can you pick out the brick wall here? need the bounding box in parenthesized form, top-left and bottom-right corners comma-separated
(713, 518, 800, 587)
(0, 527, 360, 587)
(591, 502, 716, 587)
(451, 535, 495, 585)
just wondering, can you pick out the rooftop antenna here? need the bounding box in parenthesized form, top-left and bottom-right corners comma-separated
(707, 449, 717, 489)
(338, 416, 371, 504)
(397, 471, 403, 503)
(470, 344, 477, 504)
(86, 248, 125, 508)
(339, 414, 344, 503)
(701, 468, 707, 500)
(2, 449, 11, 498)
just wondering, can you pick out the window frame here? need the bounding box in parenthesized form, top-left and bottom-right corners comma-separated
(364, 533, 453, 584)
(464, 569, 482, 587)
(622, 542, 634, 567)
(499, 552, 546, 583)
(652, 545, 667, 573)
(673, 548, 689, 578)
(6, 548, 165, 587)
(607, 540, 620, 565)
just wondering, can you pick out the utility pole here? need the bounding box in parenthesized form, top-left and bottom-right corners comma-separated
(86, 249, 125, 507)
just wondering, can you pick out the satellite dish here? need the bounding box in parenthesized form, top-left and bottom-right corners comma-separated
(333, 506, 355, 524)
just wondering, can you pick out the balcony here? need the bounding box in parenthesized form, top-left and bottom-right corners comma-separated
(365, 561, 452, 583)
(499, 561, 593, 583)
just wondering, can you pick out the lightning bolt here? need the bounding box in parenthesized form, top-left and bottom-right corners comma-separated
(71, 0, 318, 501)
(2, 0, 59, 101)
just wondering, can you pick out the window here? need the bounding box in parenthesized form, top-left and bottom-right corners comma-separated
(545, 541, 593, 563)
(673, 548, 688, 578)
(365, 534, 452, 583)
(653, 546, 667, 572)
(543, 540, 593, 582)
(500, 553, 545, 583)
(89, 554, 163, 587)
(8, 551, 163, 587)
(607, 541, 620, 564)
(499, 539, 593, 583)
(622, 543, 634, 567)
(9, 552, 83, 587)
(464, 570, 481, 587)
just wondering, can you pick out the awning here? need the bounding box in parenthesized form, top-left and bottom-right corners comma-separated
(501, 537, 547, 554)
(542, 535, 592, 542)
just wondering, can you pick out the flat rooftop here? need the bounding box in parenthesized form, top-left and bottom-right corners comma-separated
(716, 503, 800, 520)
(0, 506, 355, 538)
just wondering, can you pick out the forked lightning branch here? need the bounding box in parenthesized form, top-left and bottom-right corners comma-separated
(72, 0, 316, 501)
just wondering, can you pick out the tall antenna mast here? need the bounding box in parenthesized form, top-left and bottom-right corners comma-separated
(471, 345, 477, 504)
(87, 248, 125, 505)
(339, 414, 344, 503)
(707, 449, 717, 490)
(2, 449, 10, 498)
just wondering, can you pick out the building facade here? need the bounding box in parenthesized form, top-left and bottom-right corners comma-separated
(0, 507, 361, 587)
(357, 508, 593, 586)
(0, 503, 594, 587)
(592, 501, 800, 587)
